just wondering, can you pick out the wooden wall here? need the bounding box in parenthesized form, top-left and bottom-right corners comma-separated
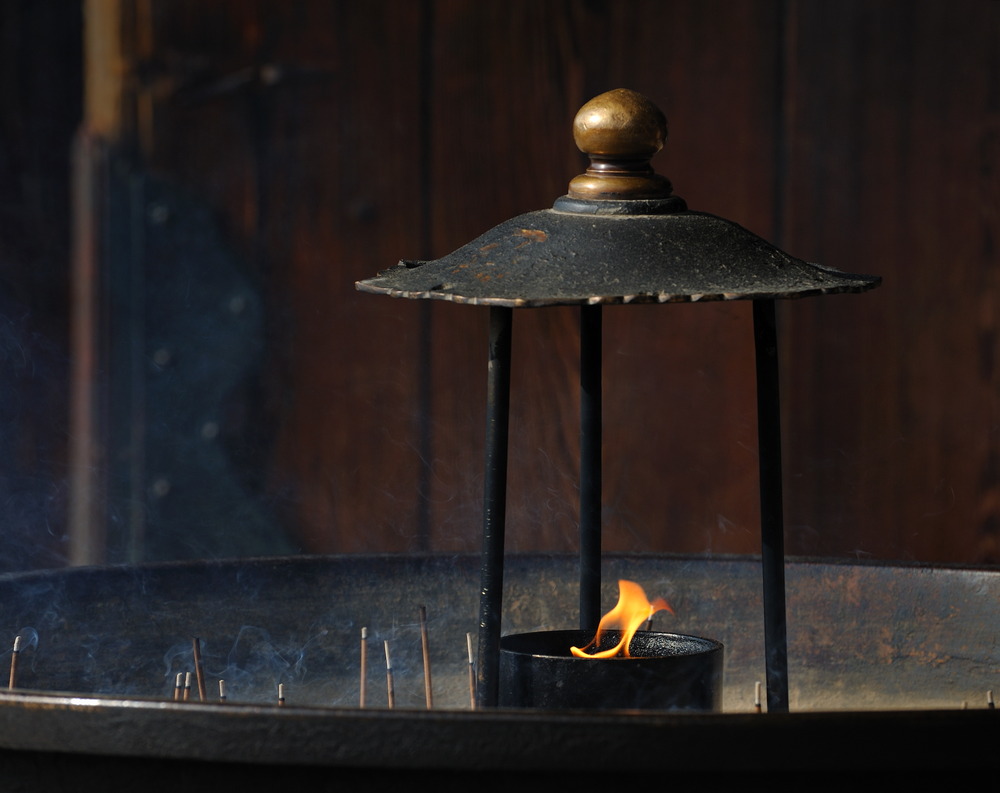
(4, 0, 999, 569)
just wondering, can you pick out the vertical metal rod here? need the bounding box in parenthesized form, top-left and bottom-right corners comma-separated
(579, 305, 603, 631)
(477, 306, 513, 708)
(753, 298, 790, 713)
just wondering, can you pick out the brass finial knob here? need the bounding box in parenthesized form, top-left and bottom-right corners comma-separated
(567, 88, 674, 201)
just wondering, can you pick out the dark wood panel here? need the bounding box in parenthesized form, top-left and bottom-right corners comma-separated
(142, 1, 429, 552)
(596, 0, 783, 556)
(64, 0, 1000, 566)
(257, 1, 431, 552)
(781, 0, 1000, 563)
(421, 0, 597, 553)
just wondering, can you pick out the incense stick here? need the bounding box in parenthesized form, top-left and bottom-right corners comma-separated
(7, 635, 21, 690)
(192, 637, 207, 701)
(359, 627, 368, 708)
(218, 679, 227, 702)
(754, 681, 762, 713)
(466, 632, 476, 710)
(277, 683, 285, 706)
(173, 672, 184, 701)
(384, 640, 395, 709)
(182, 671, 192, 701)
(419, 605, 433, 709)
(988, 689, 995, 710)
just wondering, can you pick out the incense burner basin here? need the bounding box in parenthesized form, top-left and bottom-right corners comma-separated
(498, 629, 723, 712)
(0, 554, 996, 784)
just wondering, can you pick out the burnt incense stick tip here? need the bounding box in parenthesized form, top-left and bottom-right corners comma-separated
(218, 679, 227, 702)
(278, 683, 285, 705)
(467, 632, 476, 710)
(183, 671, 192, 701)
(8, 635, 21, 690)
(192, 637, 207, 701)
(420, 607, 433, 709)
(754, 681, 762, 713)
(173, 672, 184, 701)
(988, 690, 995, 709)
(384, 641, 395, 709)
(359, 627, 368, 708)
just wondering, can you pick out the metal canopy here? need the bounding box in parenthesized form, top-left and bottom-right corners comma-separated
(356, 88, 881, 305)
(354, 207, 880, 307)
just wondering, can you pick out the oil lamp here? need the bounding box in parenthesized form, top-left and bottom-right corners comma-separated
(356, 88, 881, 711)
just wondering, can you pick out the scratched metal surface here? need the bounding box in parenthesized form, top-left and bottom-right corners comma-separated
(0, 553, 995, 781)
(0, 552, 993, 711)
(356, 209, 880, 307)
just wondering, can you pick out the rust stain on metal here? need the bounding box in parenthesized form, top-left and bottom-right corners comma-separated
(514, 228, 548, 248)
(841, 569, 864, 608)
(872, 625, 896, 664)
(517, 228, 547, 241)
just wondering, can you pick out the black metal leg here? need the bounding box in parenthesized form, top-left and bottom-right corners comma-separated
(753, 298, 790, 713)
(477, 306, 513, 708)
(579, 305, 603, 632)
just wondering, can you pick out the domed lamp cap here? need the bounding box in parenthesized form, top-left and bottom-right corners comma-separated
(566, 88, 676, 202)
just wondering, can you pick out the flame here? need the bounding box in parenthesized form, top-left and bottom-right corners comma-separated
(570, 579, 673, 658)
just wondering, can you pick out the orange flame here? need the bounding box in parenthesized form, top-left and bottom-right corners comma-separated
(570, 579, 674, 658)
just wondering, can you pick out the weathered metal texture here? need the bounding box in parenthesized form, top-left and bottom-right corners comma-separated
(355, 87, 880, 306)
(498, 629, 724, 711)
(0, 553, 994, 710)
(355, 206, 881, 307)
(0, 554, 995, 782)
(0, 692, 995, 784)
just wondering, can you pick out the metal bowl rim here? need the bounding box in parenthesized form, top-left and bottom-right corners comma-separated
(499, 629, 724, 660)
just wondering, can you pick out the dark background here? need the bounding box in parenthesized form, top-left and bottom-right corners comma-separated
(1, 0, 998, 571)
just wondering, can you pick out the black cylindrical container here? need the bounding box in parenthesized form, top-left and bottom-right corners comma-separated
(498, 629, 723, 712)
